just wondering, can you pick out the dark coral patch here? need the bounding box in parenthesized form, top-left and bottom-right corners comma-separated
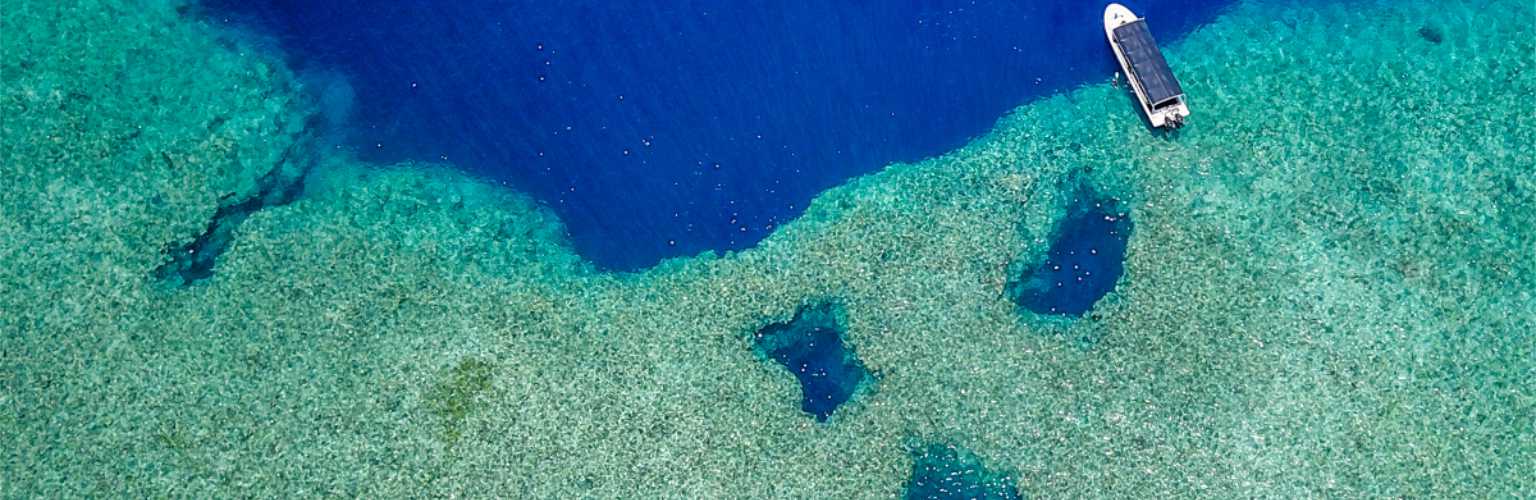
(428, 357, 495, 443)
(1418, 25, 1444, 44)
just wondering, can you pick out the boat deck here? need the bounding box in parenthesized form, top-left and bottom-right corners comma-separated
(1113, 20, 1183, 105)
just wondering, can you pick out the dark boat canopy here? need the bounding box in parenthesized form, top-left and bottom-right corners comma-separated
(1113, 19, 1183, 105)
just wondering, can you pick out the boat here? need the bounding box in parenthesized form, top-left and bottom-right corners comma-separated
(1104, 3, 1189, 129)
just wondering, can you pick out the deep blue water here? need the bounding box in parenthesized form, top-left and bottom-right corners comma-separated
(205, 0, 1227, 270)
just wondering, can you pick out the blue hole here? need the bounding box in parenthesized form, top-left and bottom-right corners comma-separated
(1010, 183, 1133, 317)
(753, 303, 870, 422)
(905, 444, 1021, 500)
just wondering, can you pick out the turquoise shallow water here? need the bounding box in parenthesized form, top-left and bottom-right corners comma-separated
(3, 0, 1533, 497)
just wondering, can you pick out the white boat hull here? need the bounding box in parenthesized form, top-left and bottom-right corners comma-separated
(1105, 3, 1189, 129)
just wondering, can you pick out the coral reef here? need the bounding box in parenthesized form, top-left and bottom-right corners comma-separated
(3, 0, 1532, 497)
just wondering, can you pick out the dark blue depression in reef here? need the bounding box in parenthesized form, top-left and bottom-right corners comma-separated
(203, 0, 1226, 270)
(753, 304, 869, 422)
(905, 443, 1021, 500)
(1010, 184, 1133, 317)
